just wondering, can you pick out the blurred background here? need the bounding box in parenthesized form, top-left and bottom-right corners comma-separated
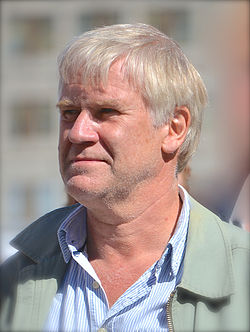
(1, 0, 249, 261)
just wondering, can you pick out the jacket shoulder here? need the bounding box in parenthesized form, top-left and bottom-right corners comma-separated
(190, 196, 249, 250)
(218, 218, 250, 252)
(0, 205, 79, 326)
(1, 204, 79, 277)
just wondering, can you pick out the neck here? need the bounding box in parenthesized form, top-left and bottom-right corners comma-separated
(86, 176, 182, 263)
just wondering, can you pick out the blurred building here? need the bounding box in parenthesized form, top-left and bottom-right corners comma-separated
(1, 0, 248, 260)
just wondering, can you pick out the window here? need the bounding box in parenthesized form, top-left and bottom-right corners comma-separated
(148, 10, 190, 43)
(7, 181, 61, 229)
(9, 16, 52, 56)
(78, 12, 118, 33)
(10, 100, 51, 137)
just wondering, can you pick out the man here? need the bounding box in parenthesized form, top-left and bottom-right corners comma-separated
(0, 24, 249, 332)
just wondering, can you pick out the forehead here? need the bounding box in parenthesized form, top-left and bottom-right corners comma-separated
(59, 60, 142, 106)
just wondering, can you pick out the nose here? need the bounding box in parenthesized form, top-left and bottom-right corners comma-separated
(68, 110, 99, 144)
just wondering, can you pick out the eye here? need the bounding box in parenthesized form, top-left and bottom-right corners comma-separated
(60, 109, 80, 121)
(100, 108, 117, 114)
(97, 108, 119, 118)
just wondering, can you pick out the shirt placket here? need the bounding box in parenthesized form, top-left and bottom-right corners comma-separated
(70, 246, 109, 331)
(101, 267, 157, 331)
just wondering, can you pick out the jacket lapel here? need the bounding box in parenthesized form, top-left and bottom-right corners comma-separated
(179, 197, 234, 298)
(10, 205, 79, 331)
(171, 197, 235, 332)
(12, 254, 67, 331)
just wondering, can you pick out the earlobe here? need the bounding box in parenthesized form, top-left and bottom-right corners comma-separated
(161, 106, 191, 154)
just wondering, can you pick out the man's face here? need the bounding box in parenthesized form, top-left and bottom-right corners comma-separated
(58, 61, 167, 204)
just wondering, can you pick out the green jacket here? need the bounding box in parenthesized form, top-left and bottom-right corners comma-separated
(0, 198, 249, 332)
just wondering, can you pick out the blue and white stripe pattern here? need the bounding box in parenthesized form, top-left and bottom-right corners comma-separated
(45, 186, 190, 332)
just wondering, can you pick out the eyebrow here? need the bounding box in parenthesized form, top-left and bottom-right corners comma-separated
(56, 98, 122, 109)
(56, 98, 79, 109)
(92, 99, 121, 108)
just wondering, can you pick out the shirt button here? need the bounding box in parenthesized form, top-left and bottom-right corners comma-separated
(92, 280, 100, 289)
(97, 329, 107, 332)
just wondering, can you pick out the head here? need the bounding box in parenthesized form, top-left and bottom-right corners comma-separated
(58, 23, 207, 174)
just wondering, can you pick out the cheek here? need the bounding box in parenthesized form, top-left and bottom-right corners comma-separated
(58, 127, 70, 160)
(103, 121, 143, 145)
(104, 120, 159, 161)
(59, 121, 69, 138)
(59, 120, 72, 144)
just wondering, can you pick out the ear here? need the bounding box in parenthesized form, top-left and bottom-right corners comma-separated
(161, 106, 191, 154)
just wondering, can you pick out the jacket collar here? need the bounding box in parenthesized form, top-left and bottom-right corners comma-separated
(179, 197, 235, 299)
(10, 204, 80, 263)
(10, 197, 235, 299)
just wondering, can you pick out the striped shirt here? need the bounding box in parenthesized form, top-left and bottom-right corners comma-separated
(45, 186, 190, 332)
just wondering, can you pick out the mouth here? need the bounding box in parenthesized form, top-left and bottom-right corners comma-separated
(70, 157, 107, 164)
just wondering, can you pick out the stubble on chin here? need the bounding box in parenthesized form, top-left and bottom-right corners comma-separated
(63, 160, 160, 208)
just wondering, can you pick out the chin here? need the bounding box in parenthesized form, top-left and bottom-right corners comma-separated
(65, 175, 107, 202)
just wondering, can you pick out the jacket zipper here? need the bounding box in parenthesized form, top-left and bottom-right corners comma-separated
(166, 290, 176, 332)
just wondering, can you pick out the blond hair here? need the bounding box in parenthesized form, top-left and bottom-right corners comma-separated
(58, 23, 207, 172)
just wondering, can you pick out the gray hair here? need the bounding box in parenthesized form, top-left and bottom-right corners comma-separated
(58, 23, 207, 173)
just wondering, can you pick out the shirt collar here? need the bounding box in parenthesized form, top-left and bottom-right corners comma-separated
(58, 185, 190, 268)
(58, 204, 87, 263)
(169, 185, 190, 276)
(155, 185, 190, 278)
